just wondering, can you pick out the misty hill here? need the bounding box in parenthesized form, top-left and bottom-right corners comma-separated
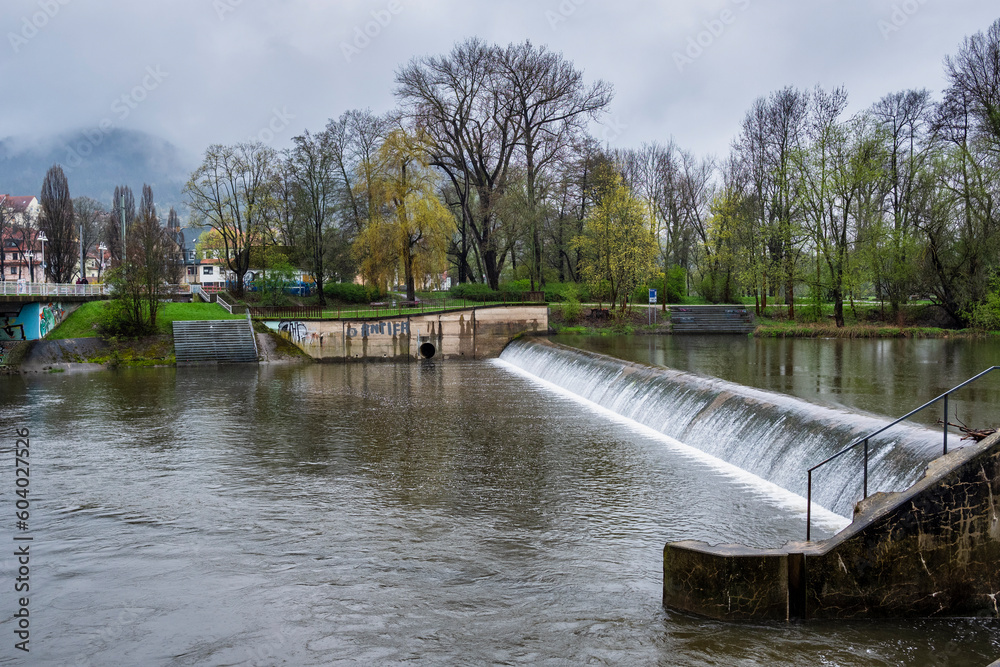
(0, 128, 195, 216)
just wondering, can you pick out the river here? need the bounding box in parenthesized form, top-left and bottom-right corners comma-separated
(0, 337, 998, 665)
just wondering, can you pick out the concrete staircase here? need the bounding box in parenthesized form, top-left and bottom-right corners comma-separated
(669, 305, 756, 334)
(173, 319, 259, 364)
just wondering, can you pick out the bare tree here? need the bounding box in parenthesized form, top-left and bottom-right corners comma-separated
(498, 40, 613, 290)
(73, 196, 105, 280)
(105, 185, 135, 267)
(185, 142, 277, 297)
(871, 89, 933, 315)
(945, 18, 1000, 152)
(164, 207, 184, 284)
(396, 38, 523, 289)
(0, 196, 14, 282)
(39, 164, 76, 283)
(288, 129, 340, 305)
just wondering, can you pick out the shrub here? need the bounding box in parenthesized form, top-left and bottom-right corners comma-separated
(97, 300, 154, 338)
(324, 282, 382, 304)
(449, 283, 499, 301)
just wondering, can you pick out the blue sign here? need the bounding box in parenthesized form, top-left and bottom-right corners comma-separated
(649, 289, 657, 304)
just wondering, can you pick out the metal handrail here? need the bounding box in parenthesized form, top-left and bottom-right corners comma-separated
(806, 365, 1000, 541)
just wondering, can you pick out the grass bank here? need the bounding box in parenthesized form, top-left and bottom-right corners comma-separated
(49, 301, 245, 339)
(752, 323, 970, 338)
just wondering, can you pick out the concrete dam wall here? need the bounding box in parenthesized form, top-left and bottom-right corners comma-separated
(264, 305, 548, 361)
(663, 432, 1000, 620)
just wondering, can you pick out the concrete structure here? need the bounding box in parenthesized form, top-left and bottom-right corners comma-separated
(173, 319, 258, 364)
(264, 305, 548, 361)
(663, 432, 1000, 620)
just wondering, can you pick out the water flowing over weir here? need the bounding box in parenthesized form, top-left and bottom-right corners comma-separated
(500, 338, 960, 517)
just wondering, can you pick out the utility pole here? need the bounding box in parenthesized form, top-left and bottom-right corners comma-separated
(120, 192, 126, 263)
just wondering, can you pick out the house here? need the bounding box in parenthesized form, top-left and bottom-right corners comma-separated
(0, 196, 46, 283)
(0, 195, 40, 227)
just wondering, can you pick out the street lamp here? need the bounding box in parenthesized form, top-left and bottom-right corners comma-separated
(37, 232, 48, 283)
(98, 242, 107, 280)
(24, 251, 34, 283)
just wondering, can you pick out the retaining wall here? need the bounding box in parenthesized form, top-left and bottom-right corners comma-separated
(663, 432, 1000, 620)
(264, 305, 548, 361)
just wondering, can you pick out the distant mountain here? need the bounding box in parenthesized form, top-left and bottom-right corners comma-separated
(0, 128, 195, 217)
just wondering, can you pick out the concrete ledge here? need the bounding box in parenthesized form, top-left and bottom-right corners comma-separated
(664, 432, 1000, 620)
(263, 305, 548, 361)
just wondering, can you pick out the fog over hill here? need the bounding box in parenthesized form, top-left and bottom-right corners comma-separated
(0, 128, 195, 218)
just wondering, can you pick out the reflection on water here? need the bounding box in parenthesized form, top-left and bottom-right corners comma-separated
(0, 361, 997, 665)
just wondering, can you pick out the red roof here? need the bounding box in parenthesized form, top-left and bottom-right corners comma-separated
(0, 195, 37, 214)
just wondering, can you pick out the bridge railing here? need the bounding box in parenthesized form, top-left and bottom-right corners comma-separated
(806, 366, 1000, 541)
(0, 282, 194, 298)
(0, 281, 111, 297)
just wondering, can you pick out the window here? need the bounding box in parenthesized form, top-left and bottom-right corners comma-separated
(202, 266, 214, 275)
(8, 267, 15, 275)
(187, 266, 195, 276)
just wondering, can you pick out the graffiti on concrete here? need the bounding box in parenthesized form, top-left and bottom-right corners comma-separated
(278, 321, 309, 343)
(346, 321, 411, 338)
(1, 318, 26, 341)
(39, 303, 66, 338)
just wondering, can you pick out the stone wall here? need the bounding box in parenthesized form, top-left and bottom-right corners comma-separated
(663, 432, 1000, 620)
(263, 305, 548, 361)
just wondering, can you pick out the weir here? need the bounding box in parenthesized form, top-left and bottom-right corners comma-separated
(500, 338, 1000, 620)
(500, 338, 956, 517)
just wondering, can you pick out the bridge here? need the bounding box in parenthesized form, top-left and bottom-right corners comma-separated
(0, 281, 198, 342)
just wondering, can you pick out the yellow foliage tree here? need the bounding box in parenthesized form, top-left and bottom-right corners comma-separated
(354, 130, 453, 299)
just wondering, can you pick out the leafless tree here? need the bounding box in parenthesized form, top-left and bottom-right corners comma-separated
(288, 129, 340, 305)
(396, 38, 523, 289)
(105, 185, 135, 267)
(185, 141, 278, 297)
(39, 164, 76, 283)
(73, 196, 105, 280)
(945, 18, 1000, 153)
(498, 40, 613, 290)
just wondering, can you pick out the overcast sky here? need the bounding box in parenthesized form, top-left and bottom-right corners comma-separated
(2, 0, 998, 165)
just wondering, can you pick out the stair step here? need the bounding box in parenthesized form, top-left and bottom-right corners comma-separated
(172, 320, 258, 364)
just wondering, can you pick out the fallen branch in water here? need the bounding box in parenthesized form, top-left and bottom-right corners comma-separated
(936, 419, 998, 442)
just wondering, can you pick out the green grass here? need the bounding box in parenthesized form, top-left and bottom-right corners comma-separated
(48, 301, 244, 339)
(46, 301, 107, 339)
(152, 302, 245, 335)
(753, 322, 962, 338)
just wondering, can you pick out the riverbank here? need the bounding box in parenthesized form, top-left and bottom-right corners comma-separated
(4, 301, 311, 373)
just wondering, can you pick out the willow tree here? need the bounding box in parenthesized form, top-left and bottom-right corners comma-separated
(572, 167, 657, 313)
(355, 130, 453, 300)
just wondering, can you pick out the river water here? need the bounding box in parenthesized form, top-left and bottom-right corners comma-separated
(1, 339, 999, 665)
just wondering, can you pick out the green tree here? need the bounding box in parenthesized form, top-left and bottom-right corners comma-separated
(572, 168, 657, 313)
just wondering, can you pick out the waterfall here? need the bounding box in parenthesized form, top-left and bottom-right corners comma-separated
(499, 338, 958, 517)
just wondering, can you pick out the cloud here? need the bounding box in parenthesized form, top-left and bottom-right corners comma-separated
(1, 0, 997, 165)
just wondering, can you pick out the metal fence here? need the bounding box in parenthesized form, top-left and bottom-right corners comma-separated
(0, 281, 111, 297)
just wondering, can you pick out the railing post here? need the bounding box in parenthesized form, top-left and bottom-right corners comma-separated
(863, 438, 869, 499)
(943, 394, 949, 455)
(806, 470, 813, 542)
